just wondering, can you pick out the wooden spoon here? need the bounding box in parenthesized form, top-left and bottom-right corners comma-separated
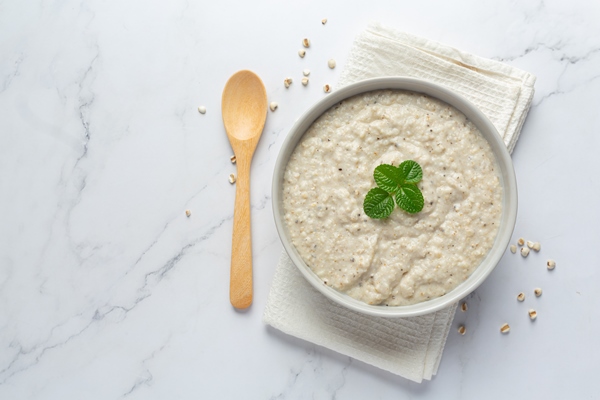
(221, 70, 267, 309)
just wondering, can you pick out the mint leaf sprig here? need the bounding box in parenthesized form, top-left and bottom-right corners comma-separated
(363, 160, 425, 219)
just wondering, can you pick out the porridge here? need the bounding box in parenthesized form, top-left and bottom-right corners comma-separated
(282, 90, 503, 306)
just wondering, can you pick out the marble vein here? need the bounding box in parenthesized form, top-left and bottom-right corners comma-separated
(120, 339, 170, 398)
(0, 313, 95, 385)
(267, 128, 285, 152)
(267, 348, 354, 400)
(130, 183, 209, 270)
(0, 53, 24, 94)
(533, 73, 600, 107)
(494, 42, 600, 108)
(0, 212, 230, 386)
(73, 49, 100, 167)
(330, 358, 352, 400)
(251, 194, 271, 212)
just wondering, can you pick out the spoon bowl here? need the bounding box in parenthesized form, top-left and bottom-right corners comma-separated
(222, 72, 268, 142)
(221, 70, 267, 309)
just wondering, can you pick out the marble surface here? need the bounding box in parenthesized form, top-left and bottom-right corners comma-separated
(1, 0, 599, 398)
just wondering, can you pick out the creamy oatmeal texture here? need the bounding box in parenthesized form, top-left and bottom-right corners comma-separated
(282, 90, 503, 306)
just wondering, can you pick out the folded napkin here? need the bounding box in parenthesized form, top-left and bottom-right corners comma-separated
(264, 22, 536, 383)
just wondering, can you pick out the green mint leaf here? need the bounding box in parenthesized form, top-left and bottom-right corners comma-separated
(363, 160, 425, 219)
(399, 160, 423, 184)
(363, 187, 395, 219)
(395, 184, 424, 214)
(374, 164, 403, 193)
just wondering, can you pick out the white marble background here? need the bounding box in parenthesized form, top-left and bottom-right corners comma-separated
(1, 0, 599, 398)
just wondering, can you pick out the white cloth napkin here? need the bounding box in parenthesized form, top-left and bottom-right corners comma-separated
(264, 22, 536, 383)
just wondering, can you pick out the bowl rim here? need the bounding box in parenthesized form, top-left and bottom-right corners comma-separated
(271, 77, 518, 318)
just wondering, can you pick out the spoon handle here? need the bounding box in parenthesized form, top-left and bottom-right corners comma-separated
(230, 158, 253, 309)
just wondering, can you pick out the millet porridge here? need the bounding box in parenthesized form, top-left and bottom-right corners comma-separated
(282, 90, 502, 306)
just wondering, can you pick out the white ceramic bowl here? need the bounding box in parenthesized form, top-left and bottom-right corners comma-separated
(272, 77, 517, 318)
